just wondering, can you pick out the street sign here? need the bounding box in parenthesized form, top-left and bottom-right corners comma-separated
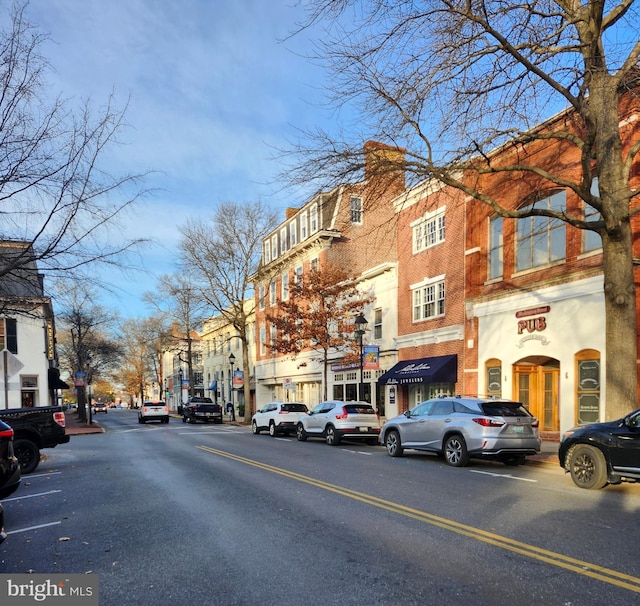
(0, 349, 24, 378)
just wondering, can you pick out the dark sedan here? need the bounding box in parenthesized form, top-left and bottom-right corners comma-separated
(559, 409, 640, 489)
(1, 419, 21, 544)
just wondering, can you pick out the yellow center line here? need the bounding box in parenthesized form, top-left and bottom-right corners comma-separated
(197, 444, 640, 593)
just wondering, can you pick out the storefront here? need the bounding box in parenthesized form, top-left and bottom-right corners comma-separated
(378, 354, 458, 417)
(471, 275, 605, 437)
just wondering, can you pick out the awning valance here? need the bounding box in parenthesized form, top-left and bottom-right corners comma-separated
(378, 354, 457, 385)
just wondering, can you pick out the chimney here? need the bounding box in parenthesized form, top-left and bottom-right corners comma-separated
(363, 140, 406, 192)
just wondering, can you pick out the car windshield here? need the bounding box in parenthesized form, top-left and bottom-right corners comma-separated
(282, 404, 307, 412)
(481, 402, 530, 417)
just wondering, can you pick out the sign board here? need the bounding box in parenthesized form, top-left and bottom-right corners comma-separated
(1, 349, 24, 378)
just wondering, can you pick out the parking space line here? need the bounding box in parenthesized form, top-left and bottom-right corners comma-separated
(7, 521, 61, 535)
(2, 490, 62, 502)
(470, 470, 537, 483)
(27, 471, 62, 479)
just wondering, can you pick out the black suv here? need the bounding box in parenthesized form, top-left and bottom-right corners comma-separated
(559, 409, 640, 489)
(1, 419, 21, 544)
(182, 397, 223, 424)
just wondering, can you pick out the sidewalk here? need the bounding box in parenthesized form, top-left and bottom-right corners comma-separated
(62, 409, 559, 464)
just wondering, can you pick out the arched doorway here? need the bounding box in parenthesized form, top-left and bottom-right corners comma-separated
(513, 356, 560, 432)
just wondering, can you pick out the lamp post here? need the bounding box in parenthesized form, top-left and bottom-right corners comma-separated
(178, 367, 184, 412)
(354, 313, 368, 402)
(228, 352, 236, 421)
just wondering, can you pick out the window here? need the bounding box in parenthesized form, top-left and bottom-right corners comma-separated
(269, 280, 276, 306)
(576, 350, 601, 424)
(295, 265, 303, 284)
(271, 235, 278, 260)
(280, 227, 288, 255)
(300, 212, 308, 240)
(412, 277, 445, 321)
(289, 220, 297, 247)
(516, 191, 566, 271)
(258, 285, 266, 310)
(412, 208, 446, 253)
(263, 241, 271, 264)
(0, 318, 17, 353)
(350, 196, 362, 223)
(310, 204, 318, 233)
(270, 324, 277, 352)
(486, 359, 502, 396)
(259, 326, 266, 355)
(281, 273, 289, 300)
(373, 308, 382, 340)
(310, 258, 318, 272)
(583, 178, 602, 253)
(488, 217, 503, 280)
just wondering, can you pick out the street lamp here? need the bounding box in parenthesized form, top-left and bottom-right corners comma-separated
(228, 353, 236, 421)
(178, 367, 184, 411)
(354, 313, 368, 401)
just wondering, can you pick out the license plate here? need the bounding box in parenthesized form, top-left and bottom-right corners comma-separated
(358, 427, 368, 432)
(513, 425, 524, 434)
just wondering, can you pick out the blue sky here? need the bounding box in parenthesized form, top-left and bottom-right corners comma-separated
(25, 0, 334, 318)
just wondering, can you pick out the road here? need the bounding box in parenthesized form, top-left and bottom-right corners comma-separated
(1, 409, 640, 606)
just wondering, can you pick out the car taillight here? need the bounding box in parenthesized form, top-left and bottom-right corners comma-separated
(278, 410, 288, 414)
(143, 406, 148, 413)
(0, 427, 14, 438)
(531, 419, 539, 428)
(473, 417, 505, 427)
(54, 411, 66, 427)
(335, 407, 348, 420)
(164, 406, 168, 413)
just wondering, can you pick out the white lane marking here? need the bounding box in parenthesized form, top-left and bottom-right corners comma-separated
(7, 521, 62, 535)
(341, 449, 374, 456)
(469, 470, 537, 482)
(2, 490, 62, 502)
(26, 471, 62, 479)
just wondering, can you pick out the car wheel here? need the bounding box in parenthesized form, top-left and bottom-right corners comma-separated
(252, 420, 260, 435)
(13, 439, 40, 474)
(296, 423, 307, 441)
(385, 430, 403, 457)
(325, 425, 341, 446)
(269, 422, 277, 437)
(182, 416, 187, 423)
(567, 444, 609, 489)
(444, 434, 469, 467)
(138, 417, 145, 424)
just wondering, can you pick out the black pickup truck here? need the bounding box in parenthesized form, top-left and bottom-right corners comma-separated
(0, 406, 70, 474)
(182, 397, 223, 424)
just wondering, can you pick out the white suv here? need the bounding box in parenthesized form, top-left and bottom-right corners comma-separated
(296, 400, 380, 446)
(252, 402, 308, 437)
(138, 400, 169, 424)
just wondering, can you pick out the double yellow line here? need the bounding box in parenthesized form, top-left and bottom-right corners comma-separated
(197, 445, 640, 593)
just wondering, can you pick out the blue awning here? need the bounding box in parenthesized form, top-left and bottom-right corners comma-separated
(207, 380, 218, 391)
(378, 354, 457, 385)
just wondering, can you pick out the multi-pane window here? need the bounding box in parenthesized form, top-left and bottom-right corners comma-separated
(583, 178, 602, 253)
(269, 280, 276, 306)
(271, 235, 278, 260)
(282, 273, 289, 300)
(263, 241, 271, 264)
(516, 191, 566, 271)
(270, 324, 277, 352)
(489, 216, 503, 279)
(412, 208, 446, 253)
(373, 308, 382, 340)
(289, 220, 297, 247)
(412, 277, 445, 321)
(259, 326, 266, 355)
(279, 227, 288, 255)
(310, 204, 318, 233)
(0, 318, 18, 353)
(258, 285, 265, 310)
(295, 266, 303, 284)
(310, 258, 318, 272)
(300, 212, 308, 240)
(350, 196, 363, 223)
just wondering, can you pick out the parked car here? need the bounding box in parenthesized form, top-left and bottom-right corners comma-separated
(380, 396, 541, 467)
(182, 397, 223, 424)
(296, 400, 380, 446)
(559, 408, 640, 489)
(0, 418, 21, 544)
(138, 400, 170, 424)
(0, 419, 20, 499)
(93, 403, 108, 414)
(252, 401, 309, 436)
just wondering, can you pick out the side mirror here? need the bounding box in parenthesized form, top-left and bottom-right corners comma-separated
(404, 410, 412, 418)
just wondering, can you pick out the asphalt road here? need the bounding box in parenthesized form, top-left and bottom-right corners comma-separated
(1, 409, 640, 606)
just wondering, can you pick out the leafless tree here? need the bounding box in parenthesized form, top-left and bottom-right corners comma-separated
(179, 200, 279, 419)
(288, 0, 640, 420)
(0, 2, 150, 291)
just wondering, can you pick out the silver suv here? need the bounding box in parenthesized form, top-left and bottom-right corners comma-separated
(252, 401, 308, 436)
(380, 396, 540, 466)
(296, 400, 380, 446)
